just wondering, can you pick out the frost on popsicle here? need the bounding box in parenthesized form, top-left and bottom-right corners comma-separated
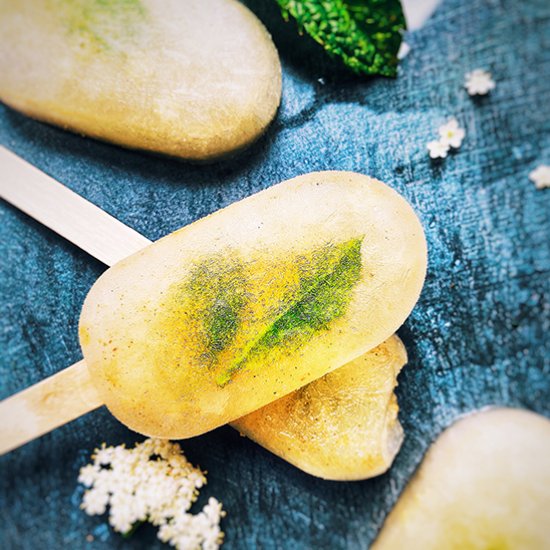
(179, 236, 364, 386)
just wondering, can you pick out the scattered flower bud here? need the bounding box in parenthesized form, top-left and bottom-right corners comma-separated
(438, 118, 466, 149)
(427, 140, 450, 159)
(465, 69, 495, 96)
(427, 118, 466, 160)
(529, 165, 550, 189)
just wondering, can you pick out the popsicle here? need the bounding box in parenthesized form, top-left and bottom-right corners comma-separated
(234, 334, 408, 480)
(79, 171, 427, 438)
(0, 167, 426, 461)
(372, 408, 550, 549)
(0, 0, 282, 161)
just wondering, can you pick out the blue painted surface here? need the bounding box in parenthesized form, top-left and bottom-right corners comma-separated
(1, 0, 549, 548)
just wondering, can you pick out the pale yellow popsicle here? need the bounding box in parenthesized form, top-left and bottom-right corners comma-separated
(372, 408, 550, 549)
(234, 334, 408, 480)
(79, 171, 427, 439)
(0, 0, 282, 161)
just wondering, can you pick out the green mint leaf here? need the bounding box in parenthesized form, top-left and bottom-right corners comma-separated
(216, 236, 364, 386)
(276, 0, 406, 77)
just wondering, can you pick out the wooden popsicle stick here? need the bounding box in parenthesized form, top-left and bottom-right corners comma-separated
(0, 146, 152, 266)
(0, 361, 103, 455)
(0, 146, 153, 454)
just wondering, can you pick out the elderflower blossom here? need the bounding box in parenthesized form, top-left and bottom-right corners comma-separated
(529, 165, 550, 189)
(78, 439, 225, 550)
(427, 118, 466, 159)
(438, 118, 465, 149)
(427, 140, 450, 159)
(465, 69, 495, 96)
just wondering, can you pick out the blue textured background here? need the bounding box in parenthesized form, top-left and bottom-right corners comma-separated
(1, 0, 549, 548)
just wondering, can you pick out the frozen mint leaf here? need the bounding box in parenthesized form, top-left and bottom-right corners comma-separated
(216, 236, 364, 386)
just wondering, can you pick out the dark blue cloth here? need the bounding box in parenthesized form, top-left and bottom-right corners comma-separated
(1, 0, 549, 548)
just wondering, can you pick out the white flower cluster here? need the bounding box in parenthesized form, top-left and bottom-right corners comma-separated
(465, 69, 496, 96)
(78, 439, 225, 550)
(427, 118, 466, 159)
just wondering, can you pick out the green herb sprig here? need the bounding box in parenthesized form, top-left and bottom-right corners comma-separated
(276, 0, 406, 77)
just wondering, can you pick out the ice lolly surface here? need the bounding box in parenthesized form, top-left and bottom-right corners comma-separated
(0, 0, 282, 161)
(79, 171, 427, 438)
(232, 334, 408, 480)
(372, 408, 550, 549)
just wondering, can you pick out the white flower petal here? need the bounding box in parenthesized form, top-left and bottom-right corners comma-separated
(465, 68, 495, 96)
(529, 165, 550, 189)
(438, 119, 465, 149)
(427, 140, 450, 159)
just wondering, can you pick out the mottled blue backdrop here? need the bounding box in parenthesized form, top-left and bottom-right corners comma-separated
(1, 0, 549, 548)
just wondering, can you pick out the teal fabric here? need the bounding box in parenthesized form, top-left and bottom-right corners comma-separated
(1, 0, 549, 548)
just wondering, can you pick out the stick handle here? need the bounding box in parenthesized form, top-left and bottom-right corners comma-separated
(0, 146, 152, 265)
(0, 360, 103, 455)
(0, 148, 151, 454)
